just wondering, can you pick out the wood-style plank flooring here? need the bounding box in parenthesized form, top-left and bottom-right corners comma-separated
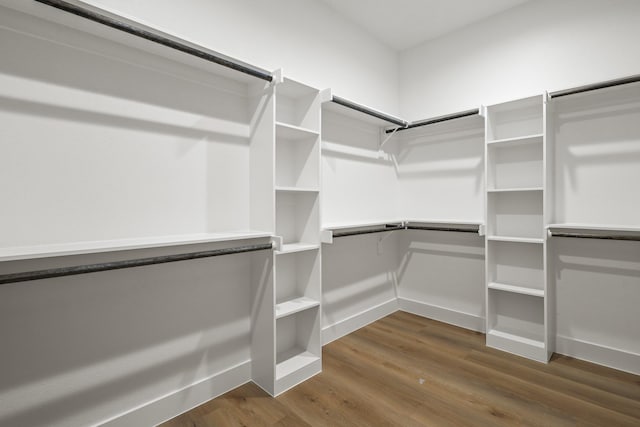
(160, 312, 640, 426)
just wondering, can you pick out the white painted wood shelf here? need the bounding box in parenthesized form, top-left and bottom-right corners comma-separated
(487, 133, 543, 147)
(487, 236, 544, 244)
(276, 243, 320, 254)
(275, 186, 320, 193)
(487, 328, 545, 350)
(0, 231, 274, 262)
(276, 122, 319, 141)
(488, 282, 544, 298)
(487, 187, 543, 193)
(275, 349, 320, 380)
(275, 297, 320, 319)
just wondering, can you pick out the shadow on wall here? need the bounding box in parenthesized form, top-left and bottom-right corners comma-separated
(552, 237, 640, 355)
(396, 230, 485, 318)
(0, 8, 249, 123)
(322, 233, 399, 328)
(553, 84, 640, 225)
(0, 250, 262, 427)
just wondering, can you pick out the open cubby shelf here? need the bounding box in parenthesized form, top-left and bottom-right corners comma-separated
(485, 94, 549, 363)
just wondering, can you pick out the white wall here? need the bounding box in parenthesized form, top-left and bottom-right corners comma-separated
(80, 0, 400, 115)
(400, 0, 640, 120)
(322, 233, 399, 344)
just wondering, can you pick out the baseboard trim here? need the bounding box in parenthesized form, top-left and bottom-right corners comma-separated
(398, 297, 485, 333)
(555, 335, 640, 376)
(99, 360, 251, 427)
(322, 298, 398, 345)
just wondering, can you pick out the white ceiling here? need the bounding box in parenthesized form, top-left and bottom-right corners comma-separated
(319, 0, 531, 51)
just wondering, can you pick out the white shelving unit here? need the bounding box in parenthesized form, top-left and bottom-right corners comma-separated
(271, 77, 322, 395)
(485, 94, 552, 363)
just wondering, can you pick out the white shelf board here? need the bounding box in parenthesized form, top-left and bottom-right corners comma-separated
(322, 219, 404, 231)
(487, 134, 544, 147)
(487, 236, 544, 244)
(487, 187, 544, 193)
(488, 282, 544, 298)
(547, 224, 640, 233)
(276, 122, 319, 141)
(275, 186, 320, 193)
(487, 328, 545, 349)
(275, 297, 320, 320)
(0, 231, 273, 262)
(6, 0, 269, 85)
(276, 349, 320, 380)
(276, 243, 320, 254)
(322, 99, 403, 127)
(404, 218, 483, 226)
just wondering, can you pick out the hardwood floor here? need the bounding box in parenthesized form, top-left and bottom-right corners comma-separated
(160, 312, 640, 426)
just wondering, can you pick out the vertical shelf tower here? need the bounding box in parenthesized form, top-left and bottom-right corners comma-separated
(484, 94, 553, 362)
(254, 75, 323, 396)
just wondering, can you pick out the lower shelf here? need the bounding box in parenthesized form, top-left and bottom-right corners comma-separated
(275, 349, 321, 395)
(276, 349, 320, 379)
(487, 329, 548, 363)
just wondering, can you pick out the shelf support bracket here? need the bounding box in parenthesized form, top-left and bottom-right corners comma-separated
(379, 126, 399, 151)
(272, 68, 284, 86)
(377, 222, 404, 254)
(320, 229, 333, 244)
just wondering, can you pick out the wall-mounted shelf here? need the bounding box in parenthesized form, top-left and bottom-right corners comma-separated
(0, 231, 274, 263)
(275, 187, 320, 193)
(487, 236, 544, 244)
(276, 122, 319, 140)
(488, 282, 545, 298)
(487, 187, 543, 193)
(487, 133, 544, 147)
(276, 296, 320, 319)
(547, 224, 640, 241)
(276, 243, 321, 254)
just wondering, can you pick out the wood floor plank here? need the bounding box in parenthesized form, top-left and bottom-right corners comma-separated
(160, 312, 640, 427)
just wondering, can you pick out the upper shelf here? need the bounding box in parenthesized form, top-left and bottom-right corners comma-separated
(3, 0, 272, 84)
(322, 92, 406, 127)
(0, 231, 273, 262)
(275, 122, 319, 141)
(547, 224, 640, 241)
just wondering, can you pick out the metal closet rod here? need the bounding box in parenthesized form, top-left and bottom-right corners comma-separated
(332, 222, 480, 238)
(0, 242, 273, 285)
(549, 232, 640, 241)
(385, 108, 480, 134)
(405, 224, 479, 233)
(331, 96, 408, 127)
(34, 0, 274, 82)
(332, 224, 405, 238)
(549, 74, 640, 99)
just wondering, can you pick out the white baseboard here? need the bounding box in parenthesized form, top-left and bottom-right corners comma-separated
(555, 335, 640, 376)
(322, 298, 398, 345)
(398, 297, 485, 333)
(99, 361, 251, 427)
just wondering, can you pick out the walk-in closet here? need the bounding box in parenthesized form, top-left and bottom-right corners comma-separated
(1, 1, 638, 426)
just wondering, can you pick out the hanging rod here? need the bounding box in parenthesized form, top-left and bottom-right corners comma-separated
(548, 232, 640, 241)
(405, 224, 479, 233)
(0, 242, 273, 285)
(331, 96, 408, 127)
(549, 74, 640, 99)
(33, 0, 273, 82)
(385, 108, 480, 134)
(332, 224, 405, 238)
